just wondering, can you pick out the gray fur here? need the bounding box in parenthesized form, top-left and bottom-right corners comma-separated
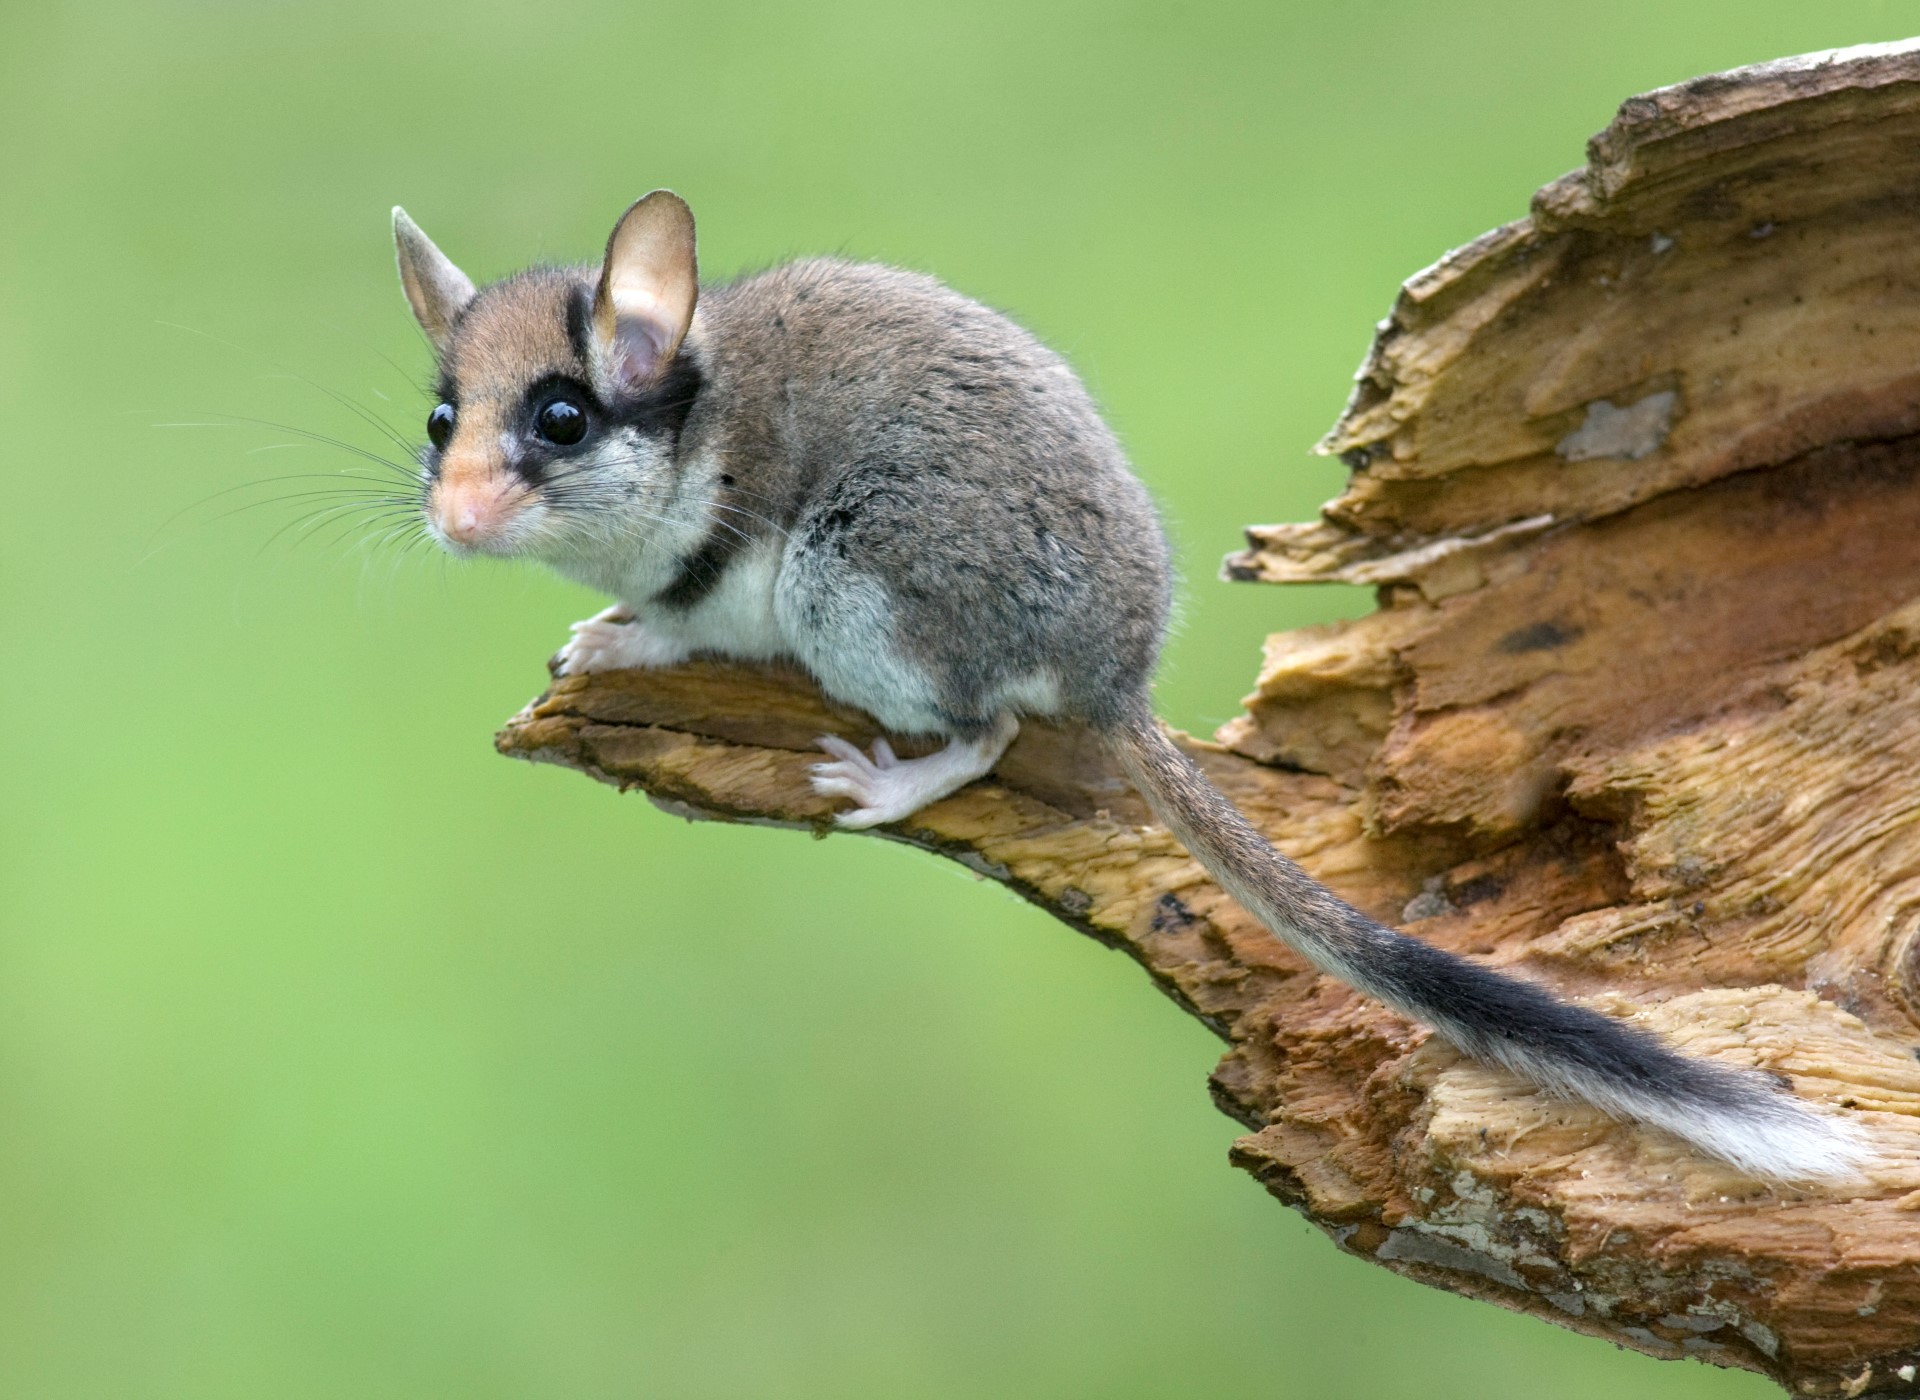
(695, 259, 1172, 735)
(406, 203, 1866, 1184)
(1105, 709, 1866, 1183)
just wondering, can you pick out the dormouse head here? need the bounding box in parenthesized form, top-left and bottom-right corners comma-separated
(392, 191, 702, 559)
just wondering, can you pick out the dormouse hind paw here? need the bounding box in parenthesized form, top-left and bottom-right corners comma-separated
(809, 717, 1020, 829)
(809, 735, 906, 829)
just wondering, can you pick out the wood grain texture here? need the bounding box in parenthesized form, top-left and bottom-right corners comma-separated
(498, 40, 1920, 1396)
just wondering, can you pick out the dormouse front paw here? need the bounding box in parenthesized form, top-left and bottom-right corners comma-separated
(551, 606, 693, 676)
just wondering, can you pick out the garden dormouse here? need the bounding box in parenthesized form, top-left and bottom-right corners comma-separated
(394, 190, 1864, 1184)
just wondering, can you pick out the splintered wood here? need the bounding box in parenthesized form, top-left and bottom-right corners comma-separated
(498, 41, 1920, 1397)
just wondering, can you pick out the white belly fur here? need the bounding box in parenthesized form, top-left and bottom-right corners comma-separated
(638, 536, 791, 662)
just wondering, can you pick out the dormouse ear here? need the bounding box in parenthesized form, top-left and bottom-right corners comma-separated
(392, 208, 476, 354)
(591, 190, 697, 394)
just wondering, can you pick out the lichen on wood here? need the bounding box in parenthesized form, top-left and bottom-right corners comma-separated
(498, 40, 1920, 1397)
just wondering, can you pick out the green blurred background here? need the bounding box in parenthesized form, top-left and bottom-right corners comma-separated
(3, 4, 1913, 1396)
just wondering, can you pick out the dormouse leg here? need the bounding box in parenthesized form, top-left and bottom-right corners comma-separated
(553, 605, 694, 676)
(811, 713, 1020, 829)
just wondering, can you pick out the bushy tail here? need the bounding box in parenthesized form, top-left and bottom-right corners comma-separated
(1104, 709, 1866, 1184)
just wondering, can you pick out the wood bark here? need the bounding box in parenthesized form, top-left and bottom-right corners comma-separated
(497, 41, 1920, 1397)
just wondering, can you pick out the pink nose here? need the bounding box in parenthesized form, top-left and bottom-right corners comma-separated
(433, 475, 516, 548)
(441, 499, 488, 543)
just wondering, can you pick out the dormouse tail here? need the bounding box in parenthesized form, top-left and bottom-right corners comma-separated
(1102, 708, 1866, 1184)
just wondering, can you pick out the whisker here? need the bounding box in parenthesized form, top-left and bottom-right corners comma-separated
(139, 474, 419, 565)
(703, 501, 790, 538)
(155, 319, 424, 459)
(204, 491, 417, 533)
(257, 372, 419, 458)
(258, 499, 422, 557)
(313, 503, 416, 554)
(157, 470, 415, 522)
(161, 413, 421, 483)
(316, 316, 435, 400)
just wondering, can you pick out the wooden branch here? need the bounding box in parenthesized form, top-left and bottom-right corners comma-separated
(498, 40, 1920, 1397)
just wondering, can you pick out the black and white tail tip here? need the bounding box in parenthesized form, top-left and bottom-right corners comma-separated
(1106, 710, 1871, 1186)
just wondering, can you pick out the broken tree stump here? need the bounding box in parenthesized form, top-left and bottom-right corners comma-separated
(497, 40, 1920, 1398)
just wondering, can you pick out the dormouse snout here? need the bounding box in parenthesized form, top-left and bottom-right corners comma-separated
(427, 455, 529, 553)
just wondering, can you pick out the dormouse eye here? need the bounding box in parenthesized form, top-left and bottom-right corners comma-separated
(427, 402, 457, 449)
(535, 397, 588, 446)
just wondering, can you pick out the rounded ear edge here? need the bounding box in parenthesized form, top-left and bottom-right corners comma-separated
(591, 190, 699, 391)
(603, 189, 697, 265)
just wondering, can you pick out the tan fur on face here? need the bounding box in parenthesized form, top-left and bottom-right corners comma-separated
(426, 269, 593, 551)
(431, 403, 526, 549)
(442, 269, 584, 394)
